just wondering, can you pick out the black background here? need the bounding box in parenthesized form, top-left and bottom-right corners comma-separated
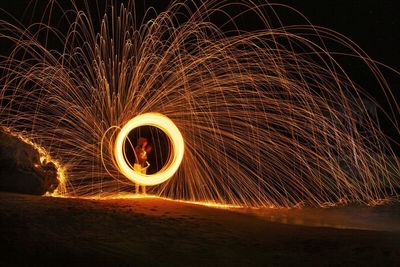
(1, 1, 398, 70)
(1, 0, 399, 151)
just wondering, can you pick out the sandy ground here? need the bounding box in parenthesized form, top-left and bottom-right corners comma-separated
(1, 192, 400, 266)
(243, 202, 400, 233)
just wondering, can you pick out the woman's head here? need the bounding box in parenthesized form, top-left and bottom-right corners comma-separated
(137, 137, 148, 147)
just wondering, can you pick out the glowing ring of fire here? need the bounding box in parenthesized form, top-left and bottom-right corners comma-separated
(114, 112, 184, 186)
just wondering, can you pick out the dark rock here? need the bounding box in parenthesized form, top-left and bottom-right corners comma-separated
(0, 131, 59, 195)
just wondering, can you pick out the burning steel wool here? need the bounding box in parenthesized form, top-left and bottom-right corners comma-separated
(113, 112, 184, 186)
(0, 0, 399, 207)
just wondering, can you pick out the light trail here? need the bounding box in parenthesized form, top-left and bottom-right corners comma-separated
(0, 0, 399, 207)
(113, 112, 184, 186)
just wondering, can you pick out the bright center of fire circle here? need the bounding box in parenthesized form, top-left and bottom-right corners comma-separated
(114, 113, 184, 186)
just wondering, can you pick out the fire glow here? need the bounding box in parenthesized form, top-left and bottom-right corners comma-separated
(0, 0, 399, 207)
(113, 113, 184, 186)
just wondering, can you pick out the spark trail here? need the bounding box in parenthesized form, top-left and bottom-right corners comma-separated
(0, 0, 399, 207)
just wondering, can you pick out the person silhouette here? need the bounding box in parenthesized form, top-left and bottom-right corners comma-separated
(133, 137, 152, 194)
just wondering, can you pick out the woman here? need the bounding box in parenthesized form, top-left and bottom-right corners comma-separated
(134, 137, 151, 194)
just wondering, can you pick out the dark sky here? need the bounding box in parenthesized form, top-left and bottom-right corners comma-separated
(1, 0, 398, 96)
(280, 1, 400, 71)
(0, 0, 399, 70)
(1, 0, 399, 147)
(1, 1, 399, 72)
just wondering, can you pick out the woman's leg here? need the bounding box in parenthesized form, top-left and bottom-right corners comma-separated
(135, 183, 140, 193)
(133, 164, 141, 194)
(140, 167, 147, 194)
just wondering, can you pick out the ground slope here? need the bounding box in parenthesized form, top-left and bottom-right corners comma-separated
(1, 192, 399, 266)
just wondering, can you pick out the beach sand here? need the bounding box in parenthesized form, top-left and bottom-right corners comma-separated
(1, 192, 399, 266)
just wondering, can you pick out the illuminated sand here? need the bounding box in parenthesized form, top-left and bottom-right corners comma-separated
(1, 193, 400, 266)
(242, 202, 400, 232)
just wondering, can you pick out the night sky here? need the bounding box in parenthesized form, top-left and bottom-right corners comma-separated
(1, 1, 399, 70)
(1, 0, 399, 148)
(281, 1, 400, 72)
